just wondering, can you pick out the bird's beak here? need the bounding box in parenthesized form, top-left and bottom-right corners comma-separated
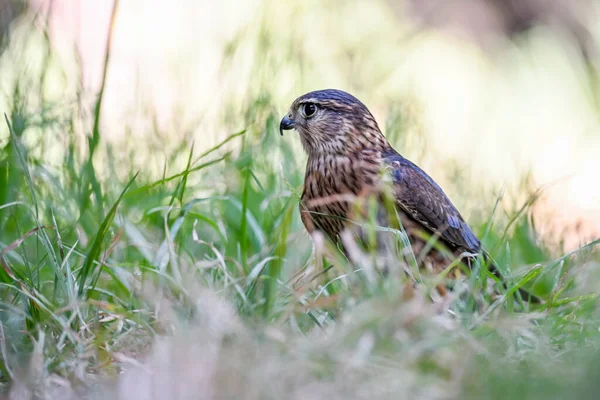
(279, 115, 295, 136)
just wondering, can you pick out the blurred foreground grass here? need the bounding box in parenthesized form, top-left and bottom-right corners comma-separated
(1, 2, 600, 399)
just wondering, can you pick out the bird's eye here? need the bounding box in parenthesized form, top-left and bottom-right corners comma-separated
(301, 103, 317, 118)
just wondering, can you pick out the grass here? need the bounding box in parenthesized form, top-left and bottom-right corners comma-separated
(1, 4, 600, 399)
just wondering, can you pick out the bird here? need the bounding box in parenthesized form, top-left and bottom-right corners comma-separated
(280, 88, 538, 303)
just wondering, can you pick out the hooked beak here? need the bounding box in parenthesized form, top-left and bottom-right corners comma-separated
(279, 115, 295, 136)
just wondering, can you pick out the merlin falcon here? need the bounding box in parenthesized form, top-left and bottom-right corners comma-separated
(280, 89, 538, 302)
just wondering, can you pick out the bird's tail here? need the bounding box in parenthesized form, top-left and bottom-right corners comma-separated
(482, 252, 543, 304)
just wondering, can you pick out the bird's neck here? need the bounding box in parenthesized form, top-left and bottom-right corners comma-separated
(305, 130, 391, 158)
(346, 129, 391, 155)
(305, 139, 393, 182)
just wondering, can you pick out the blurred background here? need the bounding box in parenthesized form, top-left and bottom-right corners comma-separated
(2, 0, 600, 397)
(2, 0, 599, 250)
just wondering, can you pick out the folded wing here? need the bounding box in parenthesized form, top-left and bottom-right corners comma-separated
(382, 149, 481, 253)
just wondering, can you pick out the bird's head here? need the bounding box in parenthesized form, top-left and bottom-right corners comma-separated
(280, 89, 389, 156)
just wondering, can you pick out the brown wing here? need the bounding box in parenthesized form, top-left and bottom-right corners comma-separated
(382, 149, 481, 253)
(382, 150, 542, 303)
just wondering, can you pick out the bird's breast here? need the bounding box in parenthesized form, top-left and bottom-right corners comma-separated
(300, 152, 382, 239)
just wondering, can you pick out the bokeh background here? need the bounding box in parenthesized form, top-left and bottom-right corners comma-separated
(2, 0, 600, 250)
(2, 0, 600, 398)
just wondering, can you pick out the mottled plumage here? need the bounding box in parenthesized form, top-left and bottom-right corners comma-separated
(280, 89, 537, 302)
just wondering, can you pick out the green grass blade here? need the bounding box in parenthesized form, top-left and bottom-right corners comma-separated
(77, 173, 138, 298)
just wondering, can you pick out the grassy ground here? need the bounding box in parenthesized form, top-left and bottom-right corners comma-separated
(2, 3, 600, 399)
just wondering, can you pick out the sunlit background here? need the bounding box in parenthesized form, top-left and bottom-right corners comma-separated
(4, 1, 600, 397)
(2, 0, 600, 248)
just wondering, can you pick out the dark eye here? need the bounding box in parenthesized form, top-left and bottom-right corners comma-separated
(302, 103, 317, 118)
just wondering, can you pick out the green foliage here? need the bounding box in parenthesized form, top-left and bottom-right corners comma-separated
(0, 6, 599, 399)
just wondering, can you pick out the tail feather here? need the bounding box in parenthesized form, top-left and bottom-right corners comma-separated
(482, 252, 543, 304)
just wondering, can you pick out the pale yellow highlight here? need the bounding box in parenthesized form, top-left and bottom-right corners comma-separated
(13, 0, 600, 249)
